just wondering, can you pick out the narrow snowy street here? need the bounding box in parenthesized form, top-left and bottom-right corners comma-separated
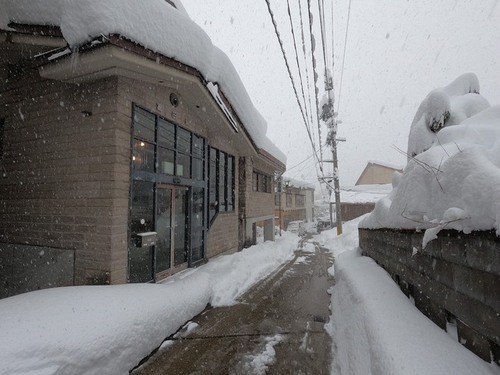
(132, 238, 334, 375)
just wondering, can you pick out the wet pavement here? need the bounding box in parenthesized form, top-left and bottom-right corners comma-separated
(132, 237, 334, 375)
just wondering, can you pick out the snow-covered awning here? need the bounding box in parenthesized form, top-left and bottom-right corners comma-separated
(0, 0, 286, 164)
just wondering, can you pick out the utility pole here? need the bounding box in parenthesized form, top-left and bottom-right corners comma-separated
(322, 69, 343, 235)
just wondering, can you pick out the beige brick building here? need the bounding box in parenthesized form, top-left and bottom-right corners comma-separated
(0, 6, 285, 297)
(274, 177, 315, 231)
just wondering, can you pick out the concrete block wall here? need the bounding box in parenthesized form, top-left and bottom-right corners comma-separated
(359, 228, 500, 363)
(0, 71, 131, 288)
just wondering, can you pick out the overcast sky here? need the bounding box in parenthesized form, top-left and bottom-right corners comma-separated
(181, 0, 500, 189)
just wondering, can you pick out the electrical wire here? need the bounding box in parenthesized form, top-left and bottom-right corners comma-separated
(298, 0, 316, 145)
(306, 0, 325, 169)
(336, 0, 352, 113)
(264, 0, 322, 173)
(286, 0, 313, 139)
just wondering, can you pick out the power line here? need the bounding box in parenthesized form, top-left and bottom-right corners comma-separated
(264, 0, 322, 173)
(337, 0, 352, 113)
(298, 0, 316, 149)
(306, 0, 324, 168)
(286, 0, 313, 140)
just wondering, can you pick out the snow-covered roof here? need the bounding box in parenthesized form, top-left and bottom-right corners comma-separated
(0, 0, 286, 164)
(361, 73, 500, 244)
(283, 176, 315, 190)
(365, 160, 404, 171)
(330, 184, 392, 204)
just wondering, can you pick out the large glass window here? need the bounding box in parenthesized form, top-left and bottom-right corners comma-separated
(208, 147, 235, 224)
(132, 105, 205, 180)
(130, 105, 208, 280)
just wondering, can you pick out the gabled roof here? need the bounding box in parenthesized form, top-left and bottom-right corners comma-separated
(0, 0, 286, 166)
(355, 160, 403, 186)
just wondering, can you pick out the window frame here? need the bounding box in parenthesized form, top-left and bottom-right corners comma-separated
(208, 146, 235, 224)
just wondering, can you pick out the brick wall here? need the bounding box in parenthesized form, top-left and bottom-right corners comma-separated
(359, 228, 500, 363)
(207, 212, 239, 258)
(0, 71, 131, 287)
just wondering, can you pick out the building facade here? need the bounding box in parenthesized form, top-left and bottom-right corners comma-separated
(274, 178, 314, 230)
(0, 6, 284, 298)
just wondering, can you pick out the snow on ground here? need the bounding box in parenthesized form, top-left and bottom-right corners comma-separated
(361, 73, 500, 246)
(0, 232, 299, 375)
(234, 334, 284, 375)
(317, 217, 499, 375)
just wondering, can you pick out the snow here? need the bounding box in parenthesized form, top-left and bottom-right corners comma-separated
(235, 334, 284, 375)
(282, 175, 315, 190)
(361, 74, 500, 242)
(0, 232, 299, 375)
(316, 216, 499, 375)
(0, 0, 286, 164)
(333, 184, 392, 204)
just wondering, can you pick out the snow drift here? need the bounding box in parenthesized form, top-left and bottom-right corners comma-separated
(361, 73, 500, 244)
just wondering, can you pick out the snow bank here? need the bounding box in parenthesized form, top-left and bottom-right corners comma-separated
(328, 250, 498, 375)
(0, 233, 298, 375)
(318, 219, 497, 375)
(0, 0, 286, 163)
(361, 74, 500, 241)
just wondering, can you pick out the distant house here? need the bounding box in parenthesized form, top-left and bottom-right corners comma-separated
(275, 177, 314, 230)
(355, 160, 403, 185)
(334, 184, 392, 222)
(329, 160, 400, 223)
(0, 1, 285, 297)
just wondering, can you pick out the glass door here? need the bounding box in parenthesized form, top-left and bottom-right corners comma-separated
(173, 188, 188, 267)
(156, 187, 173, 275)
(155, 185, 188, 278)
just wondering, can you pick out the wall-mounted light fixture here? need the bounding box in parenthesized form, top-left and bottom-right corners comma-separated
(170, 93, 179, 107)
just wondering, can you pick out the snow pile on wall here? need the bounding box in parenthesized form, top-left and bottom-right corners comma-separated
(328, 250, 497, 375)
(0, 232, 298, 375)
(361, 73, 500, 241)
(317, 217, 495, 375)
(0, 0, 286, 163)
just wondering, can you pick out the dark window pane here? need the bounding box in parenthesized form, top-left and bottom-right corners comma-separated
(209, 149, 217, 221)
(156, 187, 172, 272)
(0, 119, 4, 159)
(158, 147, 175, 175)
(219, 152, 226, 212)
(193, 187, 204, 228)
(133, 139, 155, 172)
(227, 157, 233, 211)
(192, 157, 203, 180)
(174, 189, 188, 265)
(129, 247, 153, 283)
(253, 171, 258, 191)
(133, 107, 155, 142)
(296, 194, 305, 207)
(130, 180, 155, 235)
(191, 230, 204, 263)
(158, 118, 175, 149)
(192, 134, 204, 158)
(177, 127, 191, 154)
(177, 153, 190, 178)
